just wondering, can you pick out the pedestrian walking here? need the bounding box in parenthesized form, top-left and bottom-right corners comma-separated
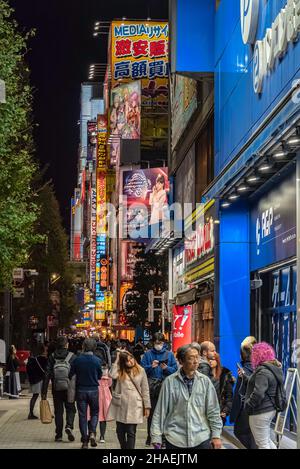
(230, 336, 257, 449)
(26, 344, 48, 419)
(141, 332, 177, 446)
(69, 338, 102, 449)
(4, 345, 21, 399)
(209, 353, 235, 425)
(245, 342, 285, 450)
(88, 364, 113, 443)
(133, 338, 144, 364)
(151, 344, 223, 450)
(108, 350, 151, 450)
(198, 341, 217, 378)
(42, 336, 76, 443)
(92, 333, 111, 368)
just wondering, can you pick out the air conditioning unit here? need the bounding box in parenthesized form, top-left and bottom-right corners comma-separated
(0, 80, 6, 104)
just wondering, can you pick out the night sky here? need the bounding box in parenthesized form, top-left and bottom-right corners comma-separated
(10, 0, 168, 231)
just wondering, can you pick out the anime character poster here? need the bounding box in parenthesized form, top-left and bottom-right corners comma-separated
(110, 81, 141, 140)
(122, 167, 169, 239)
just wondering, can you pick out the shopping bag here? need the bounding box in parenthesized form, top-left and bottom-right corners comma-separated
(40, 399, 52, 424)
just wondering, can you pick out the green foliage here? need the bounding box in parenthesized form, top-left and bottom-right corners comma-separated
(125, 250, 168, 329)
(0, 0, 40, 288)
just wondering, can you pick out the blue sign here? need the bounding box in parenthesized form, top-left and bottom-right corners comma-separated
(250, 172, 296, 271)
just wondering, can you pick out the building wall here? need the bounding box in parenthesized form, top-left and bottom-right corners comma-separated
(215, 0, 300, 174)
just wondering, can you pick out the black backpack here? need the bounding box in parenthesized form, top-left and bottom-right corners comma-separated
(94, 342, 110, 367)
(262, 364, 287, 413)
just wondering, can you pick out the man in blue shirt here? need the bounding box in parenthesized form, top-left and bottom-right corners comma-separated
(69, 338, 102, 449)
(141, 332, 177, 446)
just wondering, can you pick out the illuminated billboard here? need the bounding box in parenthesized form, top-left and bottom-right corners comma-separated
(111, 21, 169, 107)
(122, 168, 169, 237)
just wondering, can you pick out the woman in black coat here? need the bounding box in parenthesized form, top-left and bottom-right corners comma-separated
(27, 344, 48, 419)
(230, 337, 257, 449)
(210, 353, 235, 425)
(4, 345, 21, 399)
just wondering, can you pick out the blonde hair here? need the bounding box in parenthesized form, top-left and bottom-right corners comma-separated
(241, 336, 257, 349)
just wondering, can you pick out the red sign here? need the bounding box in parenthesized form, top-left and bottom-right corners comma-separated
(185, 211, 215, 268)
(172, 305, 192, 353)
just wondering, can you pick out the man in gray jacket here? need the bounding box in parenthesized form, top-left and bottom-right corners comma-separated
(151, 344, 223, 449)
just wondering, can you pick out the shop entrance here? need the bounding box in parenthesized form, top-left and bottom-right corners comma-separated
(253, 263, 297, 433)
(193, 295, 214, 344)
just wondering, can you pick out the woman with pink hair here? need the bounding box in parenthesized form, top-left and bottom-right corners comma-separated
(244, 342, 284, 449)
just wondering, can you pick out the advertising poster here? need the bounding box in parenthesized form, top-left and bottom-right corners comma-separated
(111, 21, 169, 107)
(110, 81, 141, 140)
(87, 121, 97, 161)
(172, 305, 192, 352)
(171, 75, 197, 151)
(122, 167, 169, 237)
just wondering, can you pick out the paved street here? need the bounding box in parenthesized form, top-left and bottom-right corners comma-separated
(0, 393, 237, 450)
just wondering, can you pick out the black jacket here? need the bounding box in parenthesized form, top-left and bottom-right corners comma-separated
(219, 367, 235, 416)
(230, 361, 253, 423)
(27, 355, 48, 385)
(42, 348, 76, 397)
(245, 362, 284, 416)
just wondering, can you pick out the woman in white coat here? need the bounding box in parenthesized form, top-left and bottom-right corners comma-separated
(108, 350, 151, 449)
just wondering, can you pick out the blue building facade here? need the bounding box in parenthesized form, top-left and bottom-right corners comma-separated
(208, 0, 300, 377)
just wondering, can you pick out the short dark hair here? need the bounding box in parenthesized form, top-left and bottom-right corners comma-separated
(177, 344, 199, 363)
(56, 336, 68, 349)
(153, 332, 164, 343)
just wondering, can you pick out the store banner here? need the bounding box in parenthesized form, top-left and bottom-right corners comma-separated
(97, 115, 108, 171)
(121, 241, 144, 281)
(172, 305, 192, 352)
(250, 172, 296, 271)
(90, 189, 97, 292)
(184, 201, 215, 269)
(111, 20, 169, 107)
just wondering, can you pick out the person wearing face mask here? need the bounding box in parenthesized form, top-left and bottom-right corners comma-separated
(141, 332, 178, 446)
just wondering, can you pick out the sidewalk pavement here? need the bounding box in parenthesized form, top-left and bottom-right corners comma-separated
(0, 392, 237, 450)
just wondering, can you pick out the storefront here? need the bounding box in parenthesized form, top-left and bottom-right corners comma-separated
(250, 170, 297, 377)
(173, 200, 217, 344)
(196, 0, 300, 375)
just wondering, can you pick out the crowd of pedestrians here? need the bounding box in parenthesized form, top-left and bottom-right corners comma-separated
(3, 331, 286, 450)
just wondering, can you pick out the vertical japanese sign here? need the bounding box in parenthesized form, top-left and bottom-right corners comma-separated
(90, 188, 97, 292)
(172, 305, 192, 352)
(96, 115, 108, 321)
(111, 21, 169, 106)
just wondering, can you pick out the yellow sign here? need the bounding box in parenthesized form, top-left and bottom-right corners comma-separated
(111, 21, 169, 107)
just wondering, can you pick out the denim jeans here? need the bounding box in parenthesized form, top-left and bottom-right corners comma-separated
(77, 390, 99, 443)
(249, 410, 277, 449)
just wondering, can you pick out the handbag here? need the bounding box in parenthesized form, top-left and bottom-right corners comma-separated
(126, 372, 147, 417)
(40, 399, 52, 424)
(111, 379, 121, 407)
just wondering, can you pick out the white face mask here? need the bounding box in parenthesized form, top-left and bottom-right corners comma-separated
(154, 344, 164, 352)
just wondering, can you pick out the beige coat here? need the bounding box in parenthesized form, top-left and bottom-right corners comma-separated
(108, 363, 151, 424)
